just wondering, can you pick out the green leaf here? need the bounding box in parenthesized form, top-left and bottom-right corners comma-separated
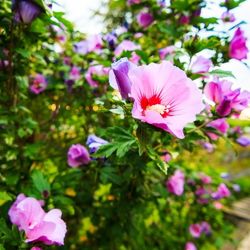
(31, 170, 50, 194)
(208, 69, 235, 78)
(0, 191, 12, 206)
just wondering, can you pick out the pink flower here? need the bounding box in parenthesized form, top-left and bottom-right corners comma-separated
(159, 45, 176, 60)
(190, 56, 212, 74)
(161, 152, 172, 163)
(229, 28, 248, 60)
(31, 247, 42, 250)
(137, 11, 154, 28)
(29, 74, 47, 94)
(207, 118, 229, 135)
(201, 221, 211, 235)
(200, 174, 212, 184)
(67, 144, 90, 167)
(114, 40, 141, 57)
(127, 0, 141, 5)
(189, 223, 202, 238)
(179, 15, 190, 25)
(221, 11, 235, 22)
(166, 170, 185, 196)
(74, 34, 103, 55)
(204, 79, 250, 116)
(69, 66, 81, 81)
(109, 57, 137, 99)
(129, 61, 204, 138)
(85, 65, 109, 87)
(212, 183, 231, 199)
(185, 242, 197, 250)
(8, 194, 66, 246)
(213, 201, 223, 210)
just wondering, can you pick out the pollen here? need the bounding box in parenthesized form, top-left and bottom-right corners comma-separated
(147, 104, 166, 114)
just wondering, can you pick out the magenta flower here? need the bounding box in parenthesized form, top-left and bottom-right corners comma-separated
(8, 194, 66, 246)
(12, 0, 43, 24)
(114, 40, 141, 58)
(159, 45, 176, 60)
(201, 221, 211, 235)
(221, 11, 235, 22)
(85, 65, 109, 87)
(190, 56, 212, 74)
(200, 173, 212, 184)
(212, 183, 231, 199)
(127, 0, 141, 5)
(29, 74, 48, 94)
(31, 247, 42, 250)
(189, 223, 202, 238)
(137, 11, 154, 28)
(69, 66, 81, 81)
(109, 57, 137, 99)
(166, 170, 185, 196)
(207, 118, 229, 140)
(129, 61, 204, 138)
(67, 144, 90, 167)
(179, 15, 190, 25)
(204, 79, 250, 116)
(74, 34, 103, 55)
(229, 28, 248, 60)
(185, 242, 197, 250)
(161, 152, 172, 163)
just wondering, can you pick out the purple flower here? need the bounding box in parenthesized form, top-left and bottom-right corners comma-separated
(229, 28, 248, 60)
(86, 134, 108, 154)
(204, 79, 250, 116)
(232, 184, 241, 192)
(85, 65, 109, 87)
(191, 56, 212, 74)
(29, 74, 47, 94)
(67, 144, 90, 167)
(104, 33, 117, 50)
(179, 15, 190, 25)
(185, 242, 197, 250)
(166, 170, 185, 196)
(220, 172, 230, 179)
(127, 0, 141, 5)
(212, 183, 231, 199)
(69, 66, 81, 81)
(189, 223, 202, 238)
(159, 45, 176, 60)
(221, 11, 236, 22)
(12, 0, 43, 24)
(200, 141, 214, 153)
(74, 34, 103, 55)
(109, 57, 137, 99)
(137, 11, 154, 28)
(114, 40, 141, 58)
(236, 136, 250, 147)
(201, 221, 211, 235)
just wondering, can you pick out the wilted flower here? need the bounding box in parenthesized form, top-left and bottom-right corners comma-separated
(137, 11, 154, 28)
(204, 79, 250, 116)
(190, 56, 212, 74)
(229, 28, 248, 60)
(221, 11, 235, 22)
(12, 0, 43, 24)
(85, 65, 109, 87)
(74, 34, 103, 55)
(212, 183, 231, 199)
(185, 242, 197, 250)
(166, 170, 185, 196)
(9, 194, 66, 246)
(86, 134, 108, 154)
(129, 61, 204, 138)
(67, 144, 90, 167)
(159, 45, 176, 60)
(189, 223, 202, 238)
(29, 74, 48, 94)
(109, 57, 137, 99)
(236, 136, 250, 147)
(114, 40, 141, 58)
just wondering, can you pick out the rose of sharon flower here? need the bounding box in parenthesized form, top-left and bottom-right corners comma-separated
(204, 79, 250, 116)
(12, 0, 43, 24)
(109, 58, 137, 99)
(206, 118, 229, 140)
(229, 28, 248, 60)
(185, 242, 197, 250)
(159, 45, 176, 60)
(85, 65, 109, 87)
(166, 170, 185, 196)
(31, 247, 42, 250)
(8, 194, 66, 246)
(212, 183, 231, 199)
(86, 134, 108, 154)
(129, 61, 204, 138)
(190, 56, 212, 74)
(137, 11, 154, 28)
(29, 74, 48, 94)
(221, 11, 235, 22)
(69, 66, 81, 81)
(236, 136, 250, 147)
(67, 144, 90, 167)
(189, 223, 202, 238)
